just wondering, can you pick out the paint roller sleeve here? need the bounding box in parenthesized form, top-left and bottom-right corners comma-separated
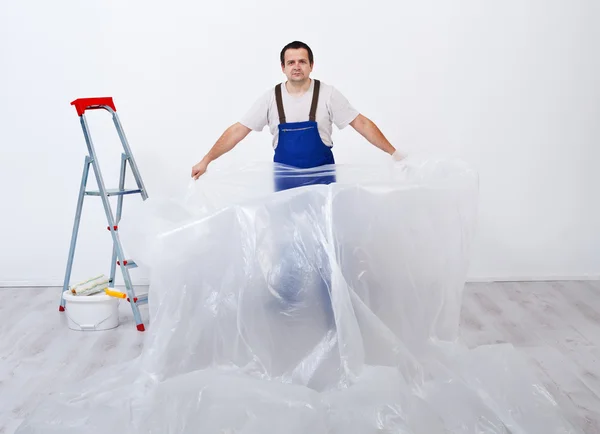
(70, 274, 110, 296)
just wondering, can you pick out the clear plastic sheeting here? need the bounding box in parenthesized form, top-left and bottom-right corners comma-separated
(16, 158, 581, 433)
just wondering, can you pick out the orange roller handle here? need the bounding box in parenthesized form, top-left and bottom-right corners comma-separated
(105, 288, 127, 299)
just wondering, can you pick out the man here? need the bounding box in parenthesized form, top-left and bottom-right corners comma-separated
(191, 41, 403, 190)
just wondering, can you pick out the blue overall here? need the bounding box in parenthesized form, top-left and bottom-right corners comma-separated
(269, 80, 335, 323)
(273, 80, 336, 192)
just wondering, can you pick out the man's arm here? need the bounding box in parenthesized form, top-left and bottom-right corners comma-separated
(350, 114, 403, 159)
(192, 122, 251, 179)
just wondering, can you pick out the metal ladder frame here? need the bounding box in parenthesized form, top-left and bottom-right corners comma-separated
(60, 97, 149, 331)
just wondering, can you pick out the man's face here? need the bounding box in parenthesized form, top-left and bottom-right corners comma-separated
(281, 48, 313, 83)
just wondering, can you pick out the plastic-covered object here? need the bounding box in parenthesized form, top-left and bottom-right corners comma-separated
(15, 158, 581, 433)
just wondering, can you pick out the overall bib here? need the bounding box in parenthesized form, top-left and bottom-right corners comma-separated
(273, 79, 336, 192)
(268, 80, 334, 325)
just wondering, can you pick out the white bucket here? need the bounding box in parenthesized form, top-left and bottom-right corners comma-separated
(62, 290, 119, 331)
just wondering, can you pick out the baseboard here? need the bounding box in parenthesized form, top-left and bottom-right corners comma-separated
(1, 275, 598, 288)
(466, 275, 600, 283)
(0, 278, 151, 288)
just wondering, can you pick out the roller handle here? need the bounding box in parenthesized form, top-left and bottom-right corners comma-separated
(104, 288, 127, 299)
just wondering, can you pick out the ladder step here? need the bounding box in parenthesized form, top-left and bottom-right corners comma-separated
(127, 293, 148, 305)
(117, 259, 138, 269)
(85, 188, 142, 197)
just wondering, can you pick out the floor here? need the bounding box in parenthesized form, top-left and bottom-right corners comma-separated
(460, 281, 600, 433)
(0, 281, 599, 433)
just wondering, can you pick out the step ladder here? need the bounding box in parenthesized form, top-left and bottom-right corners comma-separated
(60, 97, 149, 331)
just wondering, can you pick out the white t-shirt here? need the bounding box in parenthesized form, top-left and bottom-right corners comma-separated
(239, 79, 360, 148)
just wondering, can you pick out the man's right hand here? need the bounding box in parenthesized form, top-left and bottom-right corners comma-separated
(191, 123, 252, 180)
(391, 150, 405, 161)
(191, 159, 209, 180)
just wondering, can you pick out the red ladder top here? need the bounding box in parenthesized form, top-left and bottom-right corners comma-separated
(70, 97, 117, 116)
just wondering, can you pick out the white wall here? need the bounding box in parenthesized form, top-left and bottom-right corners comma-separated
(1, 0, 598, 286)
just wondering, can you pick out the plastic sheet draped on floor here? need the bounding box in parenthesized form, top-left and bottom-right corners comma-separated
(16, 158, 580, 433)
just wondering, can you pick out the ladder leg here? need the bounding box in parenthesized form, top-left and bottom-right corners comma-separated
(109, 225, 144, 330)
(80, 114, 145, 331)
(111, 113, 148, 200)
(60, 156, 91, 311)
(109, 153, 128, 288)
(120, 263, 145, 331)
(99, 176, 145, 331)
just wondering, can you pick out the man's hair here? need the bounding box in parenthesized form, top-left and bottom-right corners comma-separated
(280, 41, 314, 66)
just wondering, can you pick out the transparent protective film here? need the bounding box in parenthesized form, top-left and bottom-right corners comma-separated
(14, 158, 581, 433)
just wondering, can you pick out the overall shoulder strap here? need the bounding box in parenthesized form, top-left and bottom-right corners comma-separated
(308, 79, 321, 122)
(275, 84, 286, 124)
